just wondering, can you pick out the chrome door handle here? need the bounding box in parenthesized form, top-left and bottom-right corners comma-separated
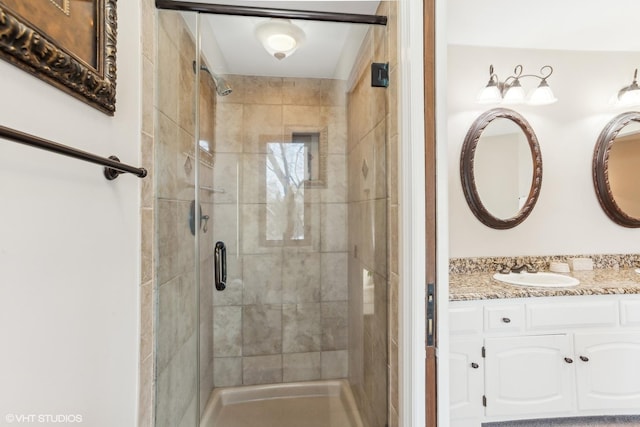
(214, 241, 226, 291)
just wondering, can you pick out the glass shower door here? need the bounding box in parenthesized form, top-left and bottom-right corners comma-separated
(206, 14, 351, 394)
(202, 12, 389, 427)
(154, 9, 200, 427)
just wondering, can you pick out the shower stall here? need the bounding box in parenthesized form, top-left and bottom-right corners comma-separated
(153, 3, 391, 426)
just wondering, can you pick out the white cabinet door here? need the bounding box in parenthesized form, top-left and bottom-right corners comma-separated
(575, 331, 640, 410)
(450, 340, 484, 421)
(484, 334, 575, 417)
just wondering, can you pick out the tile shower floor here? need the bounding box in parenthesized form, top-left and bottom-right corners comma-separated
(211, 395, 353, 427)
(200, 380, 363, 427)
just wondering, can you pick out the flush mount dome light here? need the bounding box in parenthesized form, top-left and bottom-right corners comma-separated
(255, 18, 305, 60)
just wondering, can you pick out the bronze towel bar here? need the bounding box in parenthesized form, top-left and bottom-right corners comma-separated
(0, 125, 147, 180)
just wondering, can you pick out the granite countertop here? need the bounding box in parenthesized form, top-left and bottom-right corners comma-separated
(450, 268, 640, 301)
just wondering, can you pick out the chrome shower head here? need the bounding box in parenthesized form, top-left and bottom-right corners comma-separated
(211, 73, 233, 97)
(195, 62, 232, 97)
(192, 61, 233, 97)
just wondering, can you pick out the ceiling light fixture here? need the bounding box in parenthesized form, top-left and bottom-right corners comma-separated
(477, 64, 558, 106)
(255, 18, 305, 61)
(615, 68, 640, 107)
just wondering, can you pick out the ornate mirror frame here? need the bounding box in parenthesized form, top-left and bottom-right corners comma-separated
(593, 111, 640, 228)
(460, 108, 543, 229)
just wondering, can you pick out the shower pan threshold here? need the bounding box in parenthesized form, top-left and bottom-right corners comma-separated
(200, 379, 364, 427)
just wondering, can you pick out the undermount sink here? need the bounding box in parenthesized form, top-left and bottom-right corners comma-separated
(493, 272, 580, 288)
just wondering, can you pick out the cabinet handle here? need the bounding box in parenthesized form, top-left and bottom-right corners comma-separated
(579, 355, 589, 362)
(564, 357, 574, 364)
(471, 362, 479, 369)
(501, 317, 511, 323)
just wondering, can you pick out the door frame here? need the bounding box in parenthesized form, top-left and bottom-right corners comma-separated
(398, 0, 443, 425)
(398, 0, 426, 425)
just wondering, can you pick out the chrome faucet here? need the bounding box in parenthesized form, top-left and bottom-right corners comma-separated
(496, 261, 539, 274)
(511, 262, 538, 274)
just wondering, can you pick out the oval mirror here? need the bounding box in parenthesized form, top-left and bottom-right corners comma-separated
(593, 112, 640, 227)
(460, 108, 543, 229)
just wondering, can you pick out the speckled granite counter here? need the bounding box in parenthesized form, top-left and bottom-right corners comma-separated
(450, 268, 640, 301)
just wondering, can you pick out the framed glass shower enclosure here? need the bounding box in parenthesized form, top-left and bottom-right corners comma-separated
(154, 4, 390, 426)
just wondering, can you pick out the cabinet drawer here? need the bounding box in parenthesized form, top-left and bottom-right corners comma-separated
(485, 305, 524, 332)
(527, 301, 618, 331)
(620, 300, 640, 327)
(450, 305, 483, 336)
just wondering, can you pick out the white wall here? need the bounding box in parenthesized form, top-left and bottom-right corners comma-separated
(0, 2, 141, 426)
(448, 45, 640, 258)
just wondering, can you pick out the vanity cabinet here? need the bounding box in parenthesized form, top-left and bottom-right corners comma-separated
(484, 334, 574, 417)
(450, 295, 640, 426)
(450, 339, 484, 419)
(574, 332, 640, 410)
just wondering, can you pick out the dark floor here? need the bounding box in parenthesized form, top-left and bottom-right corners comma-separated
(484, 415, 640, 427)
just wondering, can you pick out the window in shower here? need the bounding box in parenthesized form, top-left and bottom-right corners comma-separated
(265, 140, 308, 243)
(263, 128, 327, 245)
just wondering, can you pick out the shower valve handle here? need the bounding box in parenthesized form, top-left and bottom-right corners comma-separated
(189, 201, 210, 234)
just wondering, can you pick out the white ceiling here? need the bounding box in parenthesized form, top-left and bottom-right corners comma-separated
(180, 1, 382, 79)
(448, 0, 640, 52)
(184, 0, 640, 79)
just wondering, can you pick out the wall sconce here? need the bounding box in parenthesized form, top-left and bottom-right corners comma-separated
(477, 64, 558, 106)
(255, 18, 305, 61)
(614, 69, 640, 107)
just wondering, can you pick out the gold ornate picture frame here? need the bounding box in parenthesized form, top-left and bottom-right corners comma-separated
(0, 0, 117, 115)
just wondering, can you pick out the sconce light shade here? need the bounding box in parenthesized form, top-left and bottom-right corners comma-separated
(616, 69, 640, 106)
(477, 67, 502, 104)
(502, 79, 526, 104)
(477, 84, 502, 104)
(527, 80, 558, 105)
(255, 18, 305, 60)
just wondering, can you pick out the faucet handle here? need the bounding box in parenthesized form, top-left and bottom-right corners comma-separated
(497, 264, 511, 274)
(510, 264, 527, 273)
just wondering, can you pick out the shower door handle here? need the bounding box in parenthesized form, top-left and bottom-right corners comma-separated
(214, 241, 226, 291)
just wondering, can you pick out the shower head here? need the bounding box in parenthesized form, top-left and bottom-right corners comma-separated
(192, 61, 233, 97)
(199, 64, 233, 97)
(211, 73, 233, 97)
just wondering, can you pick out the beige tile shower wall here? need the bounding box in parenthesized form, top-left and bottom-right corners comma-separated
(139, 0, 155, 426)
(141, 10, 217, 427)
(347, 2, 400, 427)
(155, 11, 199, 427)
(386, 1, 400, 426)
(347, 11, 388, 427)
(211, 76, 350, 387)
